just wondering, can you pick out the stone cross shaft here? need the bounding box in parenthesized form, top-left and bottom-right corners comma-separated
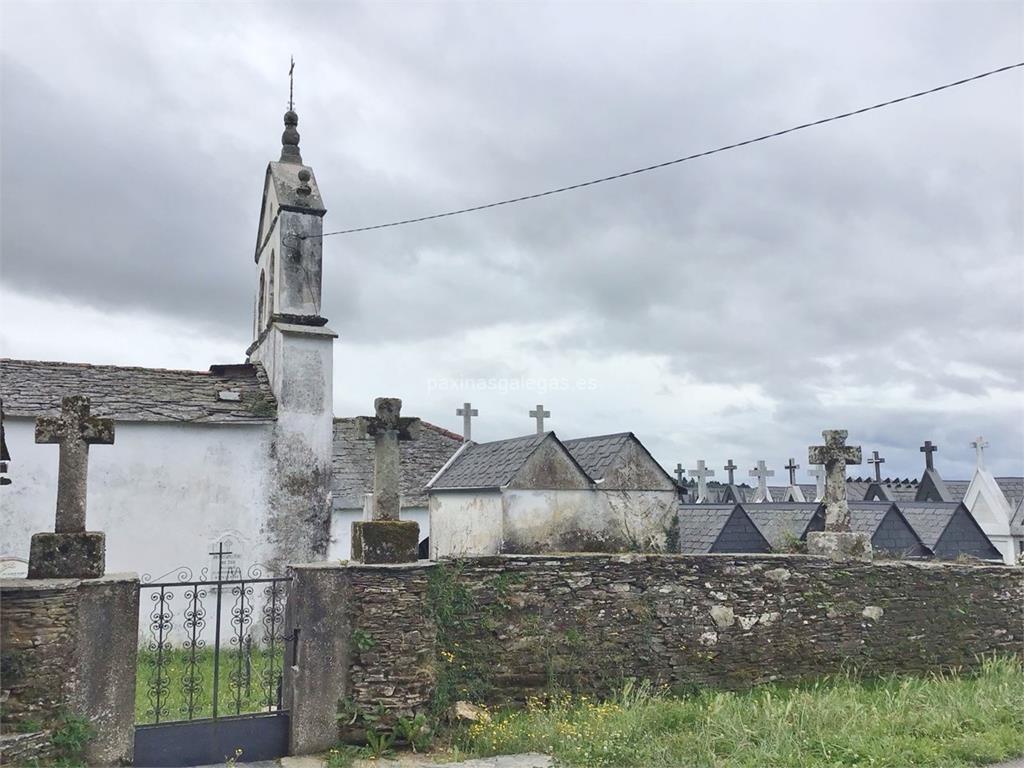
(808, 465, 825, 501)
(749, 460, 774, 500)
(530, 404, 550, 434)
(456, 402, 478, 442)
(808, 429, 862, 532)
(358, 397, 420, 521)
(723, 459, 737, 485)
(867, 450, 885, 482)
(785, 458, 800, 486)
(35, 396, 114, 533)
(971, 436, 988, 470)
(674, 463, 684, 485)
(688, 460, 715, 501)
(920, 440, 938, 470)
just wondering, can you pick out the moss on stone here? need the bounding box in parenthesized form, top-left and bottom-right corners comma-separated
(351, 520, 419, 564)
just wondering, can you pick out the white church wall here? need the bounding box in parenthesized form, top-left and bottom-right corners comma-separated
(429, 491, 503, 559)
(329, 505, 429, 561)
(0, 418, 275, 577)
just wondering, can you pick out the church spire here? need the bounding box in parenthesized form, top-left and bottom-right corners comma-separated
(280, 57, 302, 164)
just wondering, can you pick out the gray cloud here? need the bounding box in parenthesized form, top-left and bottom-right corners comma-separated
(1, 0, 1021, 476)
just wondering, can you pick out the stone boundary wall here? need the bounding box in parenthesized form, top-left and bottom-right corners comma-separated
(285, 554, 1024, 754)
(0, 575, 139, 766)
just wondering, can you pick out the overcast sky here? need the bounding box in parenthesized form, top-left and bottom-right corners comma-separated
(1, 1, 1021, 481)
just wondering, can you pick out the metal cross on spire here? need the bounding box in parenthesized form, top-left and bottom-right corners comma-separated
(867, 450, 886, 482)
(529, 404, 550, 434)
(919, 440, 938, 471)
(784, 458, 800, 486)
(970, 436, 989, 470)
(288, 56, 295, 111)
(456, 402, 478, 442)
(723, 459, 738, 485)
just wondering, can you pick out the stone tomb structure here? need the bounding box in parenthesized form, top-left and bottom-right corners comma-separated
(675, 504, 771, 554)
(427, 431, 678, 557)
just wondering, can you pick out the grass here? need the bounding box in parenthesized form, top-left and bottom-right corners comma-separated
(452, 657, 1024, 768)
(135, 647, 283, 724)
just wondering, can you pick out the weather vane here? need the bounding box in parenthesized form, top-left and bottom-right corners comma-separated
(288, 56, 295, 112)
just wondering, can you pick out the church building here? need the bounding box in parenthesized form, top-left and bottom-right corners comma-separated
(0, 106, 461, 578)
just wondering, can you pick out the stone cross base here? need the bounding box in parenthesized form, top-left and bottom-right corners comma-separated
(351, 521, 419, 564)
(807, 531, 873, 562)
(27, 531, 106, 579)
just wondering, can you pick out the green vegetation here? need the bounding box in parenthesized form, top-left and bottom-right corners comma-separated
(454, 657, 1024, 768)
(135, 647, 283, 724)
(49, 712, 95, 768)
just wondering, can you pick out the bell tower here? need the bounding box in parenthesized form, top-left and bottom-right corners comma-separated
(247, 75, 338, 569)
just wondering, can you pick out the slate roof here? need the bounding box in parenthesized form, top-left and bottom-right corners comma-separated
(677, 505, 737, 554)
(1010, 496, 1024, 537)
(944, 480, 970, 500)
(798, 483, 820, 501)
(847, 502, 898, 537)
(743, 503, 822, 549)
(0, 358, 277, 424)
(562, 433, 634, 481)
(896, 503, 963, 550)
(428, 432, 552, 490)
(995, 477, 1024, 507)
(331, 418, 463, 509)
(865, 481, 919, 501)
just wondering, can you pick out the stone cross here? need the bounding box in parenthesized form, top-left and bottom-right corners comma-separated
(784, 458, 800, 486)
(456, 402, 478, 442)
(808, 465, 825, 501)
(867, 450, 885, 482)
(808, 429, 862, 531)
(688, 460, 715, 502)
(723, 459, 737, 485)
(920, 440, 938, 471)
(971, 436, 988, 470)
(35, 396, 114, 533)
(529, 404, 550, 434)
(357, 397, 420, 521)
(749, 460, 774, 501)
(674, 463, 685, 485)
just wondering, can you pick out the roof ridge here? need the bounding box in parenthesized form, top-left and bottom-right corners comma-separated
(0, 357, 237, 377)
(562, 432, 633, 443)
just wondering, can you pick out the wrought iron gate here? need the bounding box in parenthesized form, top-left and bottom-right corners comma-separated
(133, 546, 293, 766)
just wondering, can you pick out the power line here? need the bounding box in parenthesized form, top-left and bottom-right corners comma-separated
(309, 61, 1024, 239)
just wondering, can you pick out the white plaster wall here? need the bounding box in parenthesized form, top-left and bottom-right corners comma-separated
(429, 492, 503, 558)
(329, 505, 429, 561)
(963, 473, 1014, 565)
(501, 488, 677, 552)
(0, 418, 275, 577)
(501, 489, 596, 550)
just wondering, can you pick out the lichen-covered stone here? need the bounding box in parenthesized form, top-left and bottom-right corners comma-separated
(318, 553, 1023, 725)
(27, 532, 105, 579)
(807, 531, 872, 562)
(351, 520, 419, 564)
